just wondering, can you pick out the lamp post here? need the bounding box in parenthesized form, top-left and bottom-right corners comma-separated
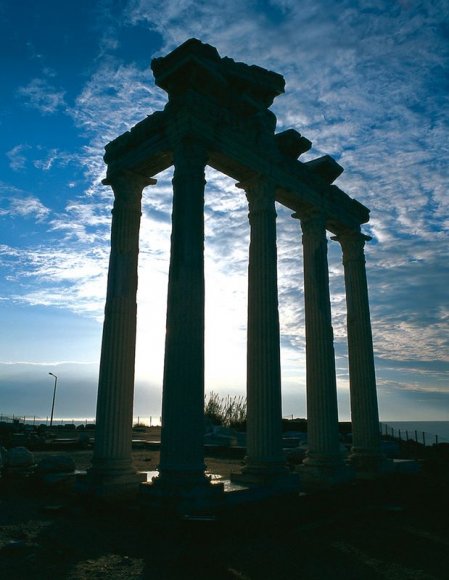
(48, 372, 58, 428)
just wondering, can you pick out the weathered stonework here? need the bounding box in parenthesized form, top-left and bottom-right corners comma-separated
(86, 172, 156, 496)
(231, 177, 287, 485)
(333, 232, 384, 474)
(91, 38, 382, 504)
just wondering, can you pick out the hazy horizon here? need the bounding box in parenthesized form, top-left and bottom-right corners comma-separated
(1, 1, 448, 422)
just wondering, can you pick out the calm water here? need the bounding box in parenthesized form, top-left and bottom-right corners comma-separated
(380, 421, 449, 445)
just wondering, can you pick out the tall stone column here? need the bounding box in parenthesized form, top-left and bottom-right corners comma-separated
(333, 232, 383, 473)
(150, 139, 214, 494)
(233, 177, 287, 484)
(294, 211, 348, 486)
(87, 170, 155, 495)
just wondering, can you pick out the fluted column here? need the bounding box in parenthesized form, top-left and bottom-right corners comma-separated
(294, 211, 346, 482)
(333, 232, 383, 472)
(154, 139, 211, 490)
(234, 177, 286, 483)
(88, 170, 155, 493)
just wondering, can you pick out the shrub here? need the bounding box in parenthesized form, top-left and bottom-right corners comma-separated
(204, 392, 247, 429)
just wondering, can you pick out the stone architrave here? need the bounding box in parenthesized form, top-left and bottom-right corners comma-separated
(294, 211, 349, 486)
(87, 171, 155, 494)
(145, 139, 220, 498)
(93, 39, 382, 500)
(232, 177, 287, 484)
(333, 232, 383, 472)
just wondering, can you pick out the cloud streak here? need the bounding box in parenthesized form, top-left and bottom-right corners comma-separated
(18, 77, 66, 115)
(1, 0, 448, 417)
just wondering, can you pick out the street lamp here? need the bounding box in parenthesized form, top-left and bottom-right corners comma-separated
(48, 373, 58, 428)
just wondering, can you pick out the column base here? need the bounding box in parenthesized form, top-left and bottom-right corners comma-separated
(349, 449, 387, 478)
(78, 465, 145, 499)
(298, 454, 355, 491)
(140, 470, 225, 516)
(231, 460, 296, 488)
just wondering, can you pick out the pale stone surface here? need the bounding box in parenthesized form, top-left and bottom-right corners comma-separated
(232, 177, 287, 484)
(298, 212, 341, 464)
(150, 139, 212, 494)
(294, 211, 351, 486)
(87, 171, 156, 495)
(333, 232, 384, 473)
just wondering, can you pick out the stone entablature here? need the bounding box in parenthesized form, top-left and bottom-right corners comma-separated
(88, 39, 382, 501)
(104, 39, 369, 233)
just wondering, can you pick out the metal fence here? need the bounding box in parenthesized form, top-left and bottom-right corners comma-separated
(380, 423, 449, 447)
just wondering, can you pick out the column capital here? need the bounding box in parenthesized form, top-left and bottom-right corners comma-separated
(293, 209, 327, 241)
(331, 231, 372, 263)
(237, 175, 277, 216)
(103, 170, 157, 210)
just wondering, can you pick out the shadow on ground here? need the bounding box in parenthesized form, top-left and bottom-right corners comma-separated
(1, 460, 449, 579)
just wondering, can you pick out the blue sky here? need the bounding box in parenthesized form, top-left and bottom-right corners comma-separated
(1, 0, 448, 422)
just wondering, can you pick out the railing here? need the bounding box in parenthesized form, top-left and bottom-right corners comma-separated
(380, 423, 449, 447)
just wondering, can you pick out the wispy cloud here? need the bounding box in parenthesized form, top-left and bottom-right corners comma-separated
(2, 0, 448, 417)
(0, 360, 98, 367)
(0, 184, 50, 221)
(18, 77, 66, 115)
(0, 243, 109, 318)
(6, 144, 31, 171)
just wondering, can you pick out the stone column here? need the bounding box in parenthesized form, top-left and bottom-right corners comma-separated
(333, 232, 383, 472)
(294, 211, 348, 486)
(151, 139, 214, 493)
(233, 177, 286, 484)
(87, 170, 155, 495)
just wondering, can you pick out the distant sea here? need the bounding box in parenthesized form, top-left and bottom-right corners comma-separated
(380, 421, 449, 445)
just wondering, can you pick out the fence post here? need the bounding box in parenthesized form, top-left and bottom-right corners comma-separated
(415, 430, 418, 443)
(422, 432, 426, 446)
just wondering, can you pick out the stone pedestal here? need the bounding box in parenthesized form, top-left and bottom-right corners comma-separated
(141, 139, 222, 507)
(85, 171, 155, 497)
(294, 212, 351, 488)
(232, 178, 288, 486)
(333, 232, 384, 474)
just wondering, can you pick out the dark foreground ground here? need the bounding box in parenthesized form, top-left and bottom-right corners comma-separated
(1, 449, 449, 580)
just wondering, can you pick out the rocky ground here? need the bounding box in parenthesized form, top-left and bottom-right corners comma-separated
(1, 442, 449, 579)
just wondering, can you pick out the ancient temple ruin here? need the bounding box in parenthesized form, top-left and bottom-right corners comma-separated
(86, 39, 383, 501)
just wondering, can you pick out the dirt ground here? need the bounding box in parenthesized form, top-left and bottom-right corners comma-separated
(1, 446, 449, 579)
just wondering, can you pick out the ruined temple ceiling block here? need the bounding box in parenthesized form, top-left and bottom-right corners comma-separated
(103, 38, 370, 234)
